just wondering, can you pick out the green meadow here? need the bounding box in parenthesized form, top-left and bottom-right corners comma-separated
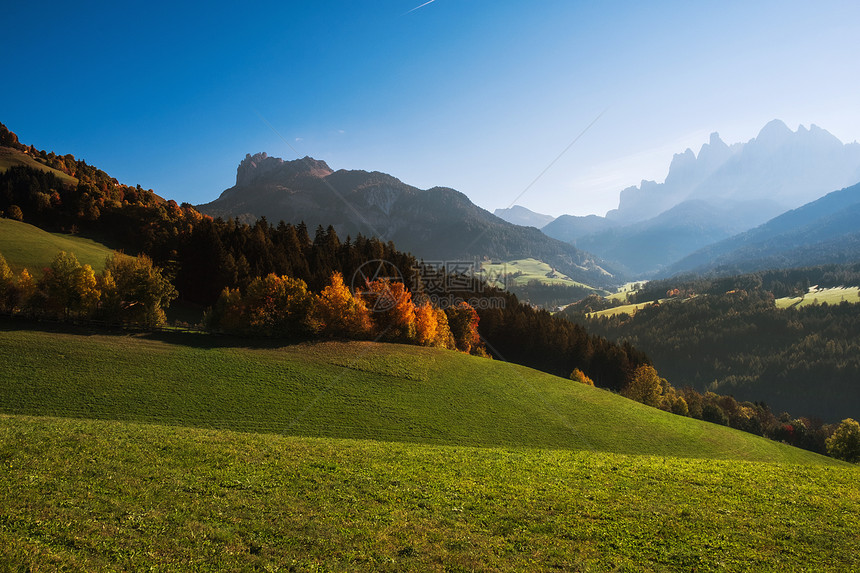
(0, 326, 835, 462)
(0, 326, 857, 571)
(775, 285, 860, 309)
(0, 415, 857, 572)
(0, 218, 117, 275)
(479, 258, 600, 289)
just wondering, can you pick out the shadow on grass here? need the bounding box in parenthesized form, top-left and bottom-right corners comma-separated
(0, 315, 316, 351)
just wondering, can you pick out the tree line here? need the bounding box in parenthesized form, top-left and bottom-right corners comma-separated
(0, 250, 176, 327)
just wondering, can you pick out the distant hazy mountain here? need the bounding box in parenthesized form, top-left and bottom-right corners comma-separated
(607, 121, 860, 225)
(493, 205, 555, 228)
(543, 120, 860, 276)
(197, 153, 620, 287)
(541, 214, 618, 244)
(663, 182, 860, 277)
(570, 199, 774, 276)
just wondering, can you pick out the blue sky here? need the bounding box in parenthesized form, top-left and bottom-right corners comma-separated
(3, 1, 859, 217)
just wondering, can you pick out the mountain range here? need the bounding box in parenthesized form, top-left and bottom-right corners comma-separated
(541, 120, 860, 277)
(197, 153, 619, 287)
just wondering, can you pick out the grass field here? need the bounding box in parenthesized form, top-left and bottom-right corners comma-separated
(1, 325, 857, 570)
(606, 281, 647, 302)
(0, 415, 858, 571)
(775, 285, 860, 309)
(0, 218, 117, 274)
(589, 299, 674, 318)
(0, 325, 835, 463)
(478, 258, 598, 289)
(0, 146, 78, 185)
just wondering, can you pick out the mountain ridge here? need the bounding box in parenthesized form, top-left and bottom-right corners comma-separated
(197, 154, 621, 287)
(663, 181, 860, 276)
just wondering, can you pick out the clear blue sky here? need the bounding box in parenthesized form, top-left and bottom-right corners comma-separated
(3, 0, 859, 217)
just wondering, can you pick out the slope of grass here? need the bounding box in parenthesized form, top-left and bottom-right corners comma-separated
(0, 415, 857, 572)
(479, 257, 598, 289)
(775, 285, 860, 309)
(0, 324, 837, 465)
(0, 218, 116, 274)
(0, 146, 78, 185)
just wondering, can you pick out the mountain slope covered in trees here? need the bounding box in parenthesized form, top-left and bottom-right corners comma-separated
(564, 266, 860, 422)
(663, 182, 860, 276)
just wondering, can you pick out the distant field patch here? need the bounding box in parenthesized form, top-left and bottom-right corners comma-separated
(775, 285, 860, 309)
(589, 299, 670, 318)
(0, 218, 116, 274)
(478, 257, 597, 289)
(606, 281, 648, 302)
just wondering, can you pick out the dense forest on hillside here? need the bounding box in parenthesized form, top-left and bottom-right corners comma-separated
(0, 124, 647, 391)
(565, 272, 860, 422)
(627, 264, 860, 303)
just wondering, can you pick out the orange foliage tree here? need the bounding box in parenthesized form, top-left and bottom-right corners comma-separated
(357, 278, 416, 341)
(314, 271, 372, 338)
(445, 301, 483, 355)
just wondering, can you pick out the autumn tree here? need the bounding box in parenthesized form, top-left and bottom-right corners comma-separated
(103, 253, 177, 327)
(0, 252, 11, 311)
(243, 273, 316, 337)
(570, 368, 595, 386)
(445, 302, 483, 355)
(13, 269, 36, 312)
(357, 278, 416, 341)
(40, 251, 100, 318)
(204, 287, 244, 333)
(313, 271, 372, 338)
(413, 301, 439, 346)
(826, 418, 860, 463)
(623, 364, 663, 407)
(432, 307, 456, 349)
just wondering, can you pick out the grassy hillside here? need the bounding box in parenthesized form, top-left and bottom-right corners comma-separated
(479, 257, 598, 289)
(0, 218, 116, 274)
(0, 325, 836, 464)
(775, 285, 860, 308)
(0, 146, 78, 185)
(1, 415, 858, 572)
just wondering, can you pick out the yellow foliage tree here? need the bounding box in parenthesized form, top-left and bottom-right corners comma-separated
(570, 368, 595, 386)
(15, 269, 35, 310)
(432, 307, 456, 349)
(243, 274, 316, 337)
(623, 364, 663, 407)
(413, 301, 439, 346)
(314, 272, 372, 338)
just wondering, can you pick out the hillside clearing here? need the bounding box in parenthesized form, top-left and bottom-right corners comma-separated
(0, 218, 117, 274)
(775, 285, 860, 309)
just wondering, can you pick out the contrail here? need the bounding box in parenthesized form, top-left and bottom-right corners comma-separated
(403, 0, 436, 15)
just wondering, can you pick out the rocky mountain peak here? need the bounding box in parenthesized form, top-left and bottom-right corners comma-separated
(235, 153, 333, 187)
